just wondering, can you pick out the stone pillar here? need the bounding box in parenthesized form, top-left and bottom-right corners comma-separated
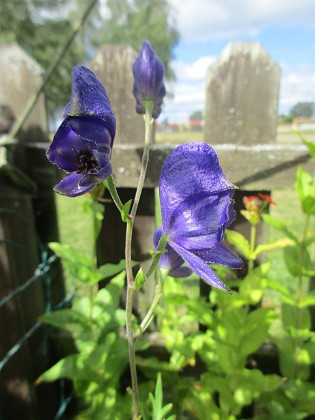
(204, 41, 281, 280)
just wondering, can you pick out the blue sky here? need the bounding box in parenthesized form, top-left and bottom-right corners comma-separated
(163, 0, 315, 123)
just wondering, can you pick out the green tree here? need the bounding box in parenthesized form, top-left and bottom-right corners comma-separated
(289, 102, 314, 118)
(92, 0, 180, 80)
(189, 111, 203, 121)
(0, 0, 87, 118)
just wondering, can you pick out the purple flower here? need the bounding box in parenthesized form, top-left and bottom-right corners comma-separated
(47, 65, 116, 197)
(156, 142, 242, 290)
(154, 227, 192, 278)
(132, 41, 166, 119)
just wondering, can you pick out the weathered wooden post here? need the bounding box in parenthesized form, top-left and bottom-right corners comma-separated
(204, 41, 281, 273)
(90, 45, 156, 315)
(0, 43, 64, 418)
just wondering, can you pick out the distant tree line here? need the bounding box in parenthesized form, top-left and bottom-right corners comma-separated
(280, 101, 314, 123)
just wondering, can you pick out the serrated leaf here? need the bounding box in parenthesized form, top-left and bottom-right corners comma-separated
(121, 199, 132, 222)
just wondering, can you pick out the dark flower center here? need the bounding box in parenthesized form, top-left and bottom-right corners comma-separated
(73, 149, 100, 175)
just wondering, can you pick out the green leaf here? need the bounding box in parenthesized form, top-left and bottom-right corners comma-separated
(135, 268, 145, 290)
(284, 245, 312, 277)
(37, 354, 99, 384)
(302, 138, 315, 160)
(239, 263, 270, 304)
(262, 214, 299, 243)
(297, 291, 315, 308)
(240, 309, 274, 356)
(265, 278, 291, 297)
(253, 238, 292, 258)
(121, 199, 132, 222)
(48, 242, 92, 282)
(149, 373, 174, 420)
(40, 309, 88, 331)
(225, 229, 251, 259)
(93, 260, 130, 284)
(295, 167, 315, 214)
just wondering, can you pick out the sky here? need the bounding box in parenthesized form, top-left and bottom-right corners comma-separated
(163, 0, 315, 123)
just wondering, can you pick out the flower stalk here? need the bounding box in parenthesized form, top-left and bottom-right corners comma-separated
(125, 105, 155, 419)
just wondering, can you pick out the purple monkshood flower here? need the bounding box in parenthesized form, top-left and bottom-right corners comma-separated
(155, 142, 242, 291)
(132, 41, 166, 119)
(47, 65, 116, 197)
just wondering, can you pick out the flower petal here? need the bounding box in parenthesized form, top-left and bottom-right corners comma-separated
(79, 161, 112, 186)
(170, 241, 229, 291)
(47, 120, 88, 172)
(67, 116, 112, 150)
(170, 191, 235, 250)
(154, 227, 188, 274)
(195, 244, 243, 269)
(54, 173, 94, 197)
(160, 143, 235, 232)
(169, 266, 192, 278)
(63, 65, 116, 143)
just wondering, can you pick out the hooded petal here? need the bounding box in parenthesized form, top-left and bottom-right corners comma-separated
(54, 173, 94, 197)
(160, 143, 235, 232)
(195, 244, 243, 269)
(63, 65, 116, 144)
(67, 116, 112, 151)
(170, 241, 229, 291)
(170, 191, 235, 250)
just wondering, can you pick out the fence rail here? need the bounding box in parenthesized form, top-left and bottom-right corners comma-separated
(26, 141, 313, 190)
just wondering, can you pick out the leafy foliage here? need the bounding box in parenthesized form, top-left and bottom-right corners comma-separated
(0, 0, 86, 116)
(92, 0, 180, 81)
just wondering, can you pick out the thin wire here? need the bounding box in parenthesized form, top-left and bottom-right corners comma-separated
(0, 321, 41, 372)
(0, 255, 56, 310)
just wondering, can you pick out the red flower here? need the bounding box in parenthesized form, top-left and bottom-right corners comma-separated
(258, 193, 277, 205)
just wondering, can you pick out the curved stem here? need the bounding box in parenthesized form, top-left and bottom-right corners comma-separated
(248, 223, 257, 272)
(125, 106, 154, 419)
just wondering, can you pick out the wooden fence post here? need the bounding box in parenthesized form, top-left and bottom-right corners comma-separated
(0, 43, 65, 418)
(91, 45, 157, 316)
(204, 41, 281, 277)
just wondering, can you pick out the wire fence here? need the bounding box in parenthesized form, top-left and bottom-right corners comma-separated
(0, 208, 75, 419)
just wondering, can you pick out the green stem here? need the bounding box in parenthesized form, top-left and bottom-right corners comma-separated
(137, 283, 163, 337)
(248, 223, 257, 272)
(126, 285, 139, 420)
(125, 105, 155, 419)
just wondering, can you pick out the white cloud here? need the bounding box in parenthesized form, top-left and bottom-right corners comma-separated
(279, 65, 315, 113)
(162, 56, 315, 123)
(163, 56, 215, 122)
(169, 0, 315, 41)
